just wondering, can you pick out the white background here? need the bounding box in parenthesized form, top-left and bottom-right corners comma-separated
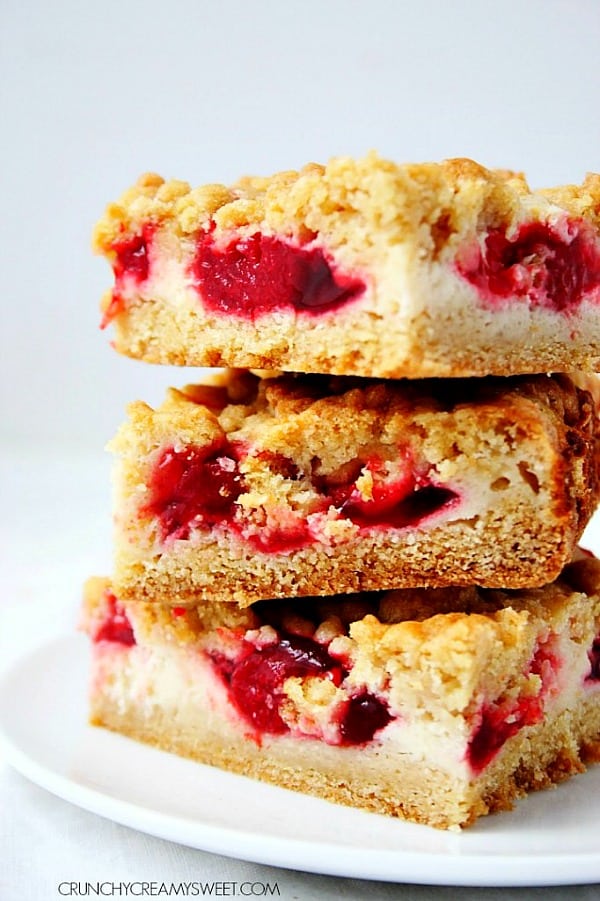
(2, 2, 600, 898)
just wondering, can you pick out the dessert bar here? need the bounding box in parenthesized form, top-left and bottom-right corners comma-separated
(109, 368, 599, 606)
(94, 154, 600, 379)
(81, 553, 600, 830)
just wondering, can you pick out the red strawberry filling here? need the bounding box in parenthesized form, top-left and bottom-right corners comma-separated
(227, 636, 337, 734)
(190, 232, 365, 318)
(210, 631, 391, 745)
(143, 441, 245, 541)
(467, 694, 544, 775)
(244, 519, 315, 555)
(93, 591, 136, 646)
(457, 218, 600, 312)
(339, 693, 393, 745)
(318, 459, 458, 529)
(467, 635, 561, 773)
(144, 444, 458, 550)
(101, 226, 155, 328)
(585, 633, 600, 682)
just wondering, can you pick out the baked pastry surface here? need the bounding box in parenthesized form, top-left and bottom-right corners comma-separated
(93, 154, 600, 378)
(109, 369, 599, 605)
(81, 554, 600, 830)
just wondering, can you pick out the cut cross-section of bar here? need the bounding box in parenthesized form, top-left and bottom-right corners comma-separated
(81, 553, 600, 830)
(93, 154, 600, 378)
(108, 369, 600, 606)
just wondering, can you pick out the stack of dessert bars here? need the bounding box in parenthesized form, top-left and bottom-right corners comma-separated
(84, 154, 600, 830)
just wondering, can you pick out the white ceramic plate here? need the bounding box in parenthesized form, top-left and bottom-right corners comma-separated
(1, 635, 600, 886)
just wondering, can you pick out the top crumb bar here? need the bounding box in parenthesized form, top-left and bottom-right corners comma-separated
(93, 153, 600, 379)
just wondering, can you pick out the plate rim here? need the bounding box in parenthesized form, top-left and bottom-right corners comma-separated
(2, 632, 600, 888)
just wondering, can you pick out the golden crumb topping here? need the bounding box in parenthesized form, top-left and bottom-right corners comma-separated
(93, 153, 599, 262)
